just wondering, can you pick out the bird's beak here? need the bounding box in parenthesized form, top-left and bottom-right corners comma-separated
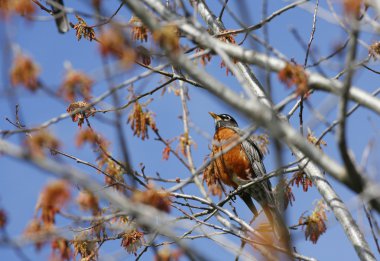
(209, 112, 221, 121)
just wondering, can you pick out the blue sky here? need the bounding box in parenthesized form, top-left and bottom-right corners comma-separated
(1, 0, 380, 260)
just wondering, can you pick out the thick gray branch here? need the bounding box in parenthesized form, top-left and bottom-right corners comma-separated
(293, 149, 375, 261)
(122, 1, 379, 260)
(130, 0, 380, 209)
(140, 0, 380, 115)
(0, 139, 208, 261)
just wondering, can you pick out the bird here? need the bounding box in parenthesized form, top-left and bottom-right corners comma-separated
(48, 0, 70, 33)
(207, 112, 287, 238)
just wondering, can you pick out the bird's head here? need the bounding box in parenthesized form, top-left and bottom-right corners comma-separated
(209, 112, 238, 130)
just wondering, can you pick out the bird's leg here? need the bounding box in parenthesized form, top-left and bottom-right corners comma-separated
(230, 191, 237, 201)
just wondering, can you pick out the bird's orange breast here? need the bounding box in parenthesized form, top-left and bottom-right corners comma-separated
(212, 128, 251, 188)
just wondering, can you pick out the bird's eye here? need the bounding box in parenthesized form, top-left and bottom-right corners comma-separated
(223, 115, 231, 121)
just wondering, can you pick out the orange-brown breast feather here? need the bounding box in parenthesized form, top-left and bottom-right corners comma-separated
(212, 128, 251, 188)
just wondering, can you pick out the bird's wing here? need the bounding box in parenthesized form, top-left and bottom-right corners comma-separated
(241, 139, 273, 197)
(228, 127, 288, 238)
(228, 127, 274, 199)
(243, 138, 267, 177)
(228, 127, 267, 176)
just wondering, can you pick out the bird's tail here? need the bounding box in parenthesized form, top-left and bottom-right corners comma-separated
(241, 192, 289, 240)
(240, 192, 259, 217)
(262, 203, 289, 241)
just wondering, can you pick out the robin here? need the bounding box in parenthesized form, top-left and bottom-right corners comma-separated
(207, 112, 286, 238)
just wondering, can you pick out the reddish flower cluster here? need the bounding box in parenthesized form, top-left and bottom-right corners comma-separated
(284, 184, 295, 209)
(24, 182, 73, 254)
(76, 190, 100, 216)
(218, 31, 238, 76)
(220, 59, 236, 76)
(0, 209, 7, 229)
(129, 16, 149, 42)
(203, 154, 224, 197)
(25, 130, 60, 158)
(104, 159, 125, 192)
(132, 185, 171, 213)
(98, 28, 126, 57)
(121, 229, 145, 255)
(136, 45, 152, 66)
(218, 30, 237, 45)
(153, 24, 180, 52)
(72, 15, 96, 41)
(72, 231, 98, 260)
(59, 69, 93, 102)
(307, 129, 327, 150)
(275, 179, 295, 210)
(127, 101, 157, 140)
(291, 171, 313, 192)
(51, 238, 72, 261)
(196, 47, 212, 66)
(66, 101, 96, 128)
(162, 144, 171, 160)
(24, 219, 46, 250)
(300, 201, 328, 244)
(0, 0, 35, 18)
(278, 63, 309, 97)
(10, 54, 40, 91)
(35, 180, 71, 226)
(98, 27, 137, 68)
(178, 133, 190, 157)
(75, 128, 108, 149)
(369, 41, 380, 60)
